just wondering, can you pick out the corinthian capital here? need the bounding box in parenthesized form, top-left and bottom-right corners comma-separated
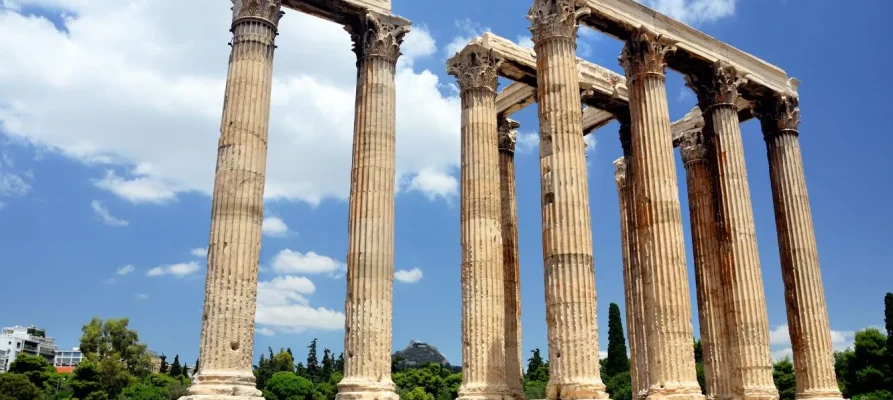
(447, 44, 501, 92)
(756, 94, 800, 135)
(347, 12, 410, 63)
(527, 0, 591, 44)
(679, 129, 708, 165)
(498, 118, 521, 153)
(685, 60, 746, 109)
(619, 27, 677, 78)
(232, 0, 284, 27)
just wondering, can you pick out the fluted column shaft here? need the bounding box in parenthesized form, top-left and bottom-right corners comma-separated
(339, 13, 409, 400)
(687, 63, 777, 400)
(498, 118, 524, 400)
(614, 157, 640, 400)
(529, 2, 607, 399)
(757, 96, 842, 400)
(619, 28, 703, 400)
(186, 2, 283, 398)
(680, 131, 733, 400)
(448, 46, 509, 400)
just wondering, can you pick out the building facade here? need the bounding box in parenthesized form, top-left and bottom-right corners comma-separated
(54, 348, 84, 367)
(0, 325, 57, 372)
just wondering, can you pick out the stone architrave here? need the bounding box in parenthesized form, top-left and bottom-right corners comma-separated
(686, 62, 778, 400)
(337, 12, 409, 400)
(528, 2, 609, 400)
(183, 1, 284, 399)
(680, 130, 733, 400)
(447, 45, 510, 400)
(619, 26, 703, 400)
(498, 117, 524, 400)
(756, 96, 843, 400)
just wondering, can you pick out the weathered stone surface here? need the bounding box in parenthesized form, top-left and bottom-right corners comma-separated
(619, 26, 703, 400)
(529, 2, 609, 399)
(498, 117, 523, 400)
(337, 11, 409, 400)
(283, 0, 392, 25)
(448, 44, 510, 400)
(756, 96, 843, 400)
(184, 3, 281, 398)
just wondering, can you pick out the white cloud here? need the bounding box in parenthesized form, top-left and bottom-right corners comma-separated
(116, 264, 134, 276)
(255, 275, 343, 335)
(0, 171, 30, 197)
(408, 169, 457, 200)
(190, 247, 206, 257)
(262, 216, 289, 238)
(0, 2, 462, 206)
(516, 35, 534, 50)
(257, 276, 315, 306)
(638, 0, 737, 24)
(134, 293, 149, 300)
(0, 201, 5, 210)
(445, 19, 489, 57)
(516, 132, 540, 153)
(90, 200, 129, 227)
(146, 261, 201, 278)
(772, 348, 793, 361)
(395, 268, 423, 284)
(256, 327, 276, 337)
(599, 350, 608, 359)
(769, 324, 857, 360)
(271, 249, 346, 276)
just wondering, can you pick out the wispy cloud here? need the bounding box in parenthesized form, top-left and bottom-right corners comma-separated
(116, 265, 135, 276)
(445, 18, 490, 57)
(262, 216, 289, 237)
(395, 268, 424, 284)
(271, 250, 346, 276)
(255, 275, 344, 336)
(146, 261, 202, 278)
(190, 247, 206, 257)
(637, 0, 737, 25)
(90, 200, 129, 227)
(769, 324, 856, 361)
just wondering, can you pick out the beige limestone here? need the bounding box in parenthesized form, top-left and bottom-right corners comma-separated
(498, 117, 524, 400)
(686, 62, 777, 400)
(756, 96, 842, 400)
(337, 11, 409, 400)
(496, 82, 538, 118)
(619, 27, 703, 400)
(183, 2, 284, 399)
(679, 130, 733, 400)
(528, 2, 608, 399)
(447, 44, 510, 400)
(284, 0, 391, 24)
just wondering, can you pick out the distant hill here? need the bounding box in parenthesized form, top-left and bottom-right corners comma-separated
(393, 340, 459, 372)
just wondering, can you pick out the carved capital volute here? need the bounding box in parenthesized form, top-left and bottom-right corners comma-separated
(679, 129, 708, 165)
(232, 0, 284, 28)
(447, 45, 501, 93)
(527, 0, 590, 44)
(684, 60, 746, 109)
(347, 12, 410, 63)
(613, 157, 627, 189)
(498, 118, 520, 153)
(756, 94, 800, 137)
(619, 27, 677, 79)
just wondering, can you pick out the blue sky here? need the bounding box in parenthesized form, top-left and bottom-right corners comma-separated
(0, 0, 891, 369)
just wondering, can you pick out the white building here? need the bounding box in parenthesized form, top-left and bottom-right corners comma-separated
(0, 326, 57, 372)
(54, 348, 85, 367)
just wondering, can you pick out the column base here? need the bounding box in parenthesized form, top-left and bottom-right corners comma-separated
(644, 385, 705, 400)
(337, 378, 399, 400)
(794, 389, 844, 400)
(730, 386, 779, 400)
(458, 383, 512, 400)
(546, 382, 611, 400)
(182, 370, 262, 399)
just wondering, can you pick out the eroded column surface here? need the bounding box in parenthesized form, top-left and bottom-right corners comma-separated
(448, 45, 510, 400)
(680, 130, 733, 400)
(498, 117, 524, 400)
(529, 2, 608, 399)
(686, 62, 777, 400)
(756, 96, 842, 400)
(619, 27, 703, 400)
(338, 12, 409, 400)
(184, 2, 283, 399)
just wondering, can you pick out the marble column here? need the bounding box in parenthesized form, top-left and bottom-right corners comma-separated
(756, 95, 842, 400)
(337, 12, 409, 400)
(448, 45, 510, 400)
(680, 130, 733, 400)
(184, 1, 283, 398)
(614, 157, 640, 400)
(528, 2, 608, 399)
(498, 117, 524, 400)
(619, 27, 703, 400)
(686, 62, 777, 400)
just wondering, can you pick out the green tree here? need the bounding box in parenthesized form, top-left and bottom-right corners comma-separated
(43, 371, 74, 400)
(307, 339, 320, 382)
(0, 373, 41, 400)
(693, 339, 705, 394)
(605, 371, 632, 400)
(118, 383, 168, 400)
(401, 387, 436, 400)
(263, 372, 314, 400)
(335, 353, 345, 374)
(525, 348, 548, 383)
(886, 293, 893, 390)
(836, 328, 890, 398)
(255, 348, 296, 390)
(773, 357, 796, 400)
(7, 352, 55, 388)
(194, 359, 199, 376)
(70, 359, 103, 399)
(605, 303, 630, 378)
(158, 354, 169, 375)
(79, 317, 153, 378)
(392, 354, 405, 373)
(169, 355, 183, 378)
(322, 349, 335, 381)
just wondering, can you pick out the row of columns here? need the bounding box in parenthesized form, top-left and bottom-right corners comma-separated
(185, 2, 411, 399)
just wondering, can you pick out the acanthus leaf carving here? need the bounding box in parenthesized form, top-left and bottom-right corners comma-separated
(619, 27, 677, 79)
(527, 0, 590, 44)
(232, 0, 284, 27)
(756, 94, 800, 135)
(347, 12, 410, 63)
(679, 129, 708, 165)
(446, 45, 502, 92)
(613, 157, 627, 188)
(498, 118, 521, 153)
(684, 60, 746, 109)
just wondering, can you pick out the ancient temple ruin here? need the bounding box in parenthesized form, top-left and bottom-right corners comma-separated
(185, 1, 839, 400)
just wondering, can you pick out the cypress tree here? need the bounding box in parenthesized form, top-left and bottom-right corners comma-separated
(885, 293, 893, 389)
(605, 303, 630, 377)
(335, 352, 345, 373)
(159, 354, 169, 374)
(307, 338, 320, 382)
(322, 349, 335, 380)
(169, 354, 183, 377)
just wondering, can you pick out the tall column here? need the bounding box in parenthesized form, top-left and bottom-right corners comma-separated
(686, 62, 777, 400)
(679, 130, 733, 400)
(498, 117, 524, 400)
(528, 2, 608, 400)
(614, 158, 639, 400)
(338, 12, 409, 400)
(184, 1, 283, 398)
(756, 95, 842, 400)
(447, 45, 509, 400)
(618, 27, 703, 400)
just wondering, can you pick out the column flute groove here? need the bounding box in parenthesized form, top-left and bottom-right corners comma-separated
(499, 117, 524, 400)
(529, 2, 608, 400)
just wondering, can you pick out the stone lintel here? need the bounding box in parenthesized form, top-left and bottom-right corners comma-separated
(495, 82, 537, 118)
(283, 0, 394, 26)
(582, 108, 615, 135)
(670, 96, 754, 146)
(578, 0, 798, 99)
